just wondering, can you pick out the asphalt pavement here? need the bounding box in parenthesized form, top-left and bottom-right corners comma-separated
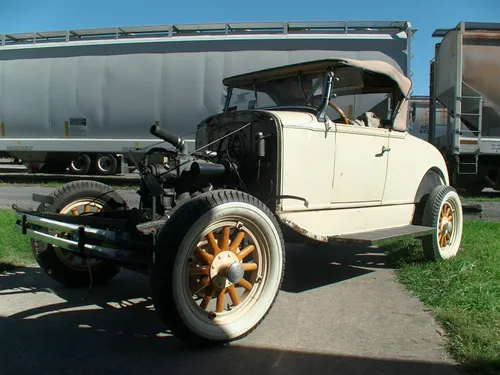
(0, 186, 140, 211)
(0, 185, 465, 374)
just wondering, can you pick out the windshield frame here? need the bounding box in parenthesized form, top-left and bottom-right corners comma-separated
(223, 70, 335, 121)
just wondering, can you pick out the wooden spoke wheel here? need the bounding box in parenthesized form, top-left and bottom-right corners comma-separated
(438, 202, 454, 248)
(188, 221, 264, 316)
(30, 180, 125, 287)
(53, 198, 106, 271)
(421, 185, 463, 260)
(151, 190, 285, 344)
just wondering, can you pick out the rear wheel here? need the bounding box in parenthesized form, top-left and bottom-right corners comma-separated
(151, 190, 285, 344)
(68, 154, 91, 175)
(31, 180, 126, 287)
(95, 154, 118, 175)
(421, 185, 463, 260)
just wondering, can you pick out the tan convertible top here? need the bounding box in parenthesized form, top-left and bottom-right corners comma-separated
(223, 58, 412, 131)
(223, 58, 411, 97)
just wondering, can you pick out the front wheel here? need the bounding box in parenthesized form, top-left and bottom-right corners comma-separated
(151, 190, 285, 344)
(421, 185, 464, 260)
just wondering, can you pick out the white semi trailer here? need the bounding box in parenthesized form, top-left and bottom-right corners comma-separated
(0, 20, 414, 175)
(408, 95, 448, 141)
(428, 21, 500, 193)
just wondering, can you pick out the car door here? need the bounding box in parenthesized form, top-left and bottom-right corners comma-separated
(331, 124, 390, 205)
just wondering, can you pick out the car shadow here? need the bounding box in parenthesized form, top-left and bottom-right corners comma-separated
(0, 267, 467, 375)
(1, 241, 390, 318)
(281, 242, 391, 293)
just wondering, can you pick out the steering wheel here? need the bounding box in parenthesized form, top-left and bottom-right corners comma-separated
(328, 100, 350, 125)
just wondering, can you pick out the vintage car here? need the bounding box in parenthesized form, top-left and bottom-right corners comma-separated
(13, 58, 463, 345)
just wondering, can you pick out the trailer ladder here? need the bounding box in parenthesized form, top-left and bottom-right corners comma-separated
(453, 95, 483, 175)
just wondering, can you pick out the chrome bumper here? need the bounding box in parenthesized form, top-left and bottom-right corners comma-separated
(14, 209, 152, 265)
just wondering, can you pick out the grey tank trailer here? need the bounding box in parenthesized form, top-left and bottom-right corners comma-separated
(428, 21, 500, 193)
(0, 20, 414, 175)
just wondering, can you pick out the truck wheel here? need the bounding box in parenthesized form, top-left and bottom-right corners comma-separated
(151, 190, 285, 344)
(95, 154, 118, 175)
(421, 185, 463, 261)
(31, 180, 126, 287)
(69, 154, 91, 175)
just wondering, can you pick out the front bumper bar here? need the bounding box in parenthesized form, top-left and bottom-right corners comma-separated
(14, 206, 153, 266)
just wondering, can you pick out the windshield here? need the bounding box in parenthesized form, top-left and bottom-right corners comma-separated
(225, 72, 328, 112)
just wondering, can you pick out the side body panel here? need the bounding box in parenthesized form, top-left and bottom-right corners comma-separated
(278, 113, 336, 212)
(276, 113, 449, 238)
(383, 132, 449, 205)
(331, 125, 389, 204)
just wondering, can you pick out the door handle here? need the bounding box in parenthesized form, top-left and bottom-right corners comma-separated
(382, 146, 391, 153)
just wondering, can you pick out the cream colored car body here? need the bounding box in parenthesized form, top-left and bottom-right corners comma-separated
(201, 58, 451, 243)
(271, 109, 449, 240)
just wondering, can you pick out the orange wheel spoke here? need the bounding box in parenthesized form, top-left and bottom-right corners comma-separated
(228, 285, 240, 306)
(237, 278, 253, 291)
(84, 205, 90, 213)
(71, 208, 79, 216)
(207, 232, 221, 256)
(196, 246, 214, 264)
(216, 288, 227, 313)
(193, 277, 210, 295)
(229, 231, 246, 253)
(448, 215, 453, 222)
(221, 226, 231, 251)
(237, 245, 255, 261)
(189, 265, 209, 276)
(200, 295, 212, 310)
(242, 263, 258, 272)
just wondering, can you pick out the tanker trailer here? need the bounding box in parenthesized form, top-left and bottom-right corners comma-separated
(428, 21, 500, 193)
(0, 20, 414, 175)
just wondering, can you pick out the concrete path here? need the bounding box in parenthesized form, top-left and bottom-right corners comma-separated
(0, 246, 460, 375)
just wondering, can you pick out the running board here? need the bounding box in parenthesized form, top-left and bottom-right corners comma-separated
(329, 225, 435, 245)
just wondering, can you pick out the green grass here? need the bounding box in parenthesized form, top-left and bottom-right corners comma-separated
(462, 195, 500, 203)
(383, 220, 500, 375)
(0, 209, 34, 272)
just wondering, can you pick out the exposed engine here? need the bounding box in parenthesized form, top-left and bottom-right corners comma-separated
(135, 110, 279, 221)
